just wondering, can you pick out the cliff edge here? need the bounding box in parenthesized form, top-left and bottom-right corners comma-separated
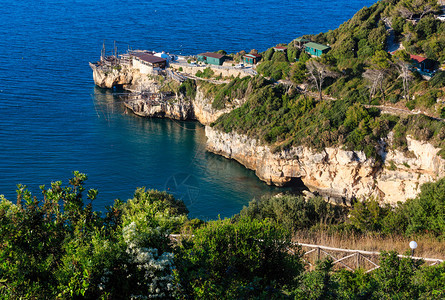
(205, 126, 445, 203)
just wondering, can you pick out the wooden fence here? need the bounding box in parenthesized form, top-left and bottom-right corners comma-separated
(293, 242, 444, 273)
(170, 234, 444, 273)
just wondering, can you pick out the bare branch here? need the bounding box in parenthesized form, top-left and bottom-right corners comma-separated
(396, 60, 414, 101)
(306, 60, 337, 101)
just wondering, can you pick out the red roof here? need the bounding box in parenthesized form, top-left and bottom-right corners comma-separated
(133, 53, 166, 64)
(410, 54, 427, 63)
(246, 53, 262, 58)
(273, 46, 287, 50)
(199, 52, 225, 59)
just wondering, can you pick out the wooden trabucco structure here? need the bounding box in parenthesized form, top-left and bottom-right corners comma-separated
(293, 242, 444, 273)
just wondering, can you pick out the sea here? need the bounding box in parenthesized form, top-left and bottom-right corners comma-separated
(0, 0, 376, 219)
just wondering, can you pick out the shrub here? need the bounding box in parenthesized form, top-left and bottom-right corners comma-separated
(349, 197, 390, 233)
(402, 177, 445, 238)
(178, 79, 196, 99)
(239, 194, 346, 233)
(374, 251, 422, 299)
(175, 217, 303, 298)
(429, 71, 445, 88)
(293, 258, 338, 299)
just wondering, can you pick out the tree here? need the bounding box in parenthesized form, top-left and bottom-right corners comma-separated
(403, 177, 445, 237)
(396, 60, 414, 102)
(363, 69, 385, 103)
(397, 0, 439, 20)
(374, 251, 422, 299)
(306, 59, 338, 101)
(294, 258, 338, 300)
(366, 50, 391, 101)
(176, 217, 303, 298)
(415, 0, 439, 19)
(393, 50, 414, 102)
(290, 61, 308, 85)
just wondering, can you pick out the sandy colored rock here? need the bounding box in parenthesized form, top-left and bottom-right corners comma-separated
(205, 127, 445, 204)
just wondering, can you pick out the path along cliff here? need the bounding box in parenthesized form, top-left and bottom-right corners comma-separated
(91, 62, 445, 204)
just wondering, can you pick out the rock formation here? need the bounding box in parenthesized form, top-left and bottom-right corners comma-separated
(91, 62, 445, 204)
(205, 126, 445, 204)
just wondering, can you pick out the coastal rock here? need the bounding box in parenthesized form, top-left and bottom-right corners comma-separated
(90, 63, 155, 90)
(191, 89, 237, 125)
(205, 126, 445, 204)
(91, 62, 445, 204)
(91, 64, 245, 124)
(124, 94, 194, 120)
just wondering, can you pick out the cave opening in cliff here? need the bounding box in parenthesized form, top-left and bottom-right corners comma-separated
(286, 177, 308, 191)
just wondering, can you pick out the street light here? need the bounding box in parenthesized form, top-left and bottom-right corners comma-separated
(409, 241, 418, 256)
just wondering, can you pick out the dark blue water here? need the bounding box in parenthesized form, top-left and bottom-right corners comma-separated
(0, 0, 376, 219)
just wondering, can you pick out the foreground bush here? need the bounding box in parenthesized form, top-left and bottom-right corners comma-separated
(175, 217, 304, 298)
(0, 173, 186, 299)
(1, 173, 445, 299)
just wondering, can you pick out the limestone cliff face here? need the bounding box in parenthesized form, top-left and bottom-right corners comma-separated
(205, 126, 445, 203)
(191, 89, 242, 125)
(92, 63, 445, 203)
(91, 64, 243, 124)
(90, 63, 154, 90)
(90, 63, 132, 89)
(124, 95, 194, 120)
(123, 88, 244, 124)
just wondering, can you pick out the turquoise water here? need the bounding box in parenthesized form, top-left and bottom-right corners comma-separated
(0, 0, 376, 219)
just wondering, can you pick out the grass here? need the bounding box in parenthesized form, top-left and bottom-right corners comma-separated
(293, 229, 445, 260)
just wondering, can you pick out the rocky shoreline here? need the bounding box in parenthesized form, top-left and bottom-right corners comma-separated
(91, 63, 445, 204)
(205, 127, 445, 204)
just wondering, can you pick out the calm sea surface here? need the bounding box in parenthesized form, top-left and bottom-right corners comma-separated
(0, 0, 376, 219)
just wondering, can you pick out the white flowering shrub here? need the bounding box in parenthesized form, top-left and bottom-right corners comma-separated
(123, 222, 177, 299)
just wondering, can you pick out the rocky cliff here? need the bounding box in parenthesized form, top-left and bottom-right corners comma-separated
(191, 89, 242, 125)
(124, 95, 194, 120)
(122, 87, 242, 124)
(90, 63, 155, 90)
(205, 126, 445, 204)
(91, 63, 243, 125)
(91, 62, 445, 204)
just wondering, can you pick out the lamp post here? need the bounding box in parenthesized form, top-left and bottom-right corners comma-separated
(409, 241, 417, 257)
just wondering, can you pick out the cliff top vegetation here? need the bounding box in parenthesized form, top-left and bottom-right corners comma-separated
(200, 0, 445, 159)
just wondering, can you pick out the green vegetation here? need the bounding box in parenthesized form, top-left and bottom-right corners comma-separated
(240, 177, 445, 239)
(212, 86, 403, 158)
(195, 67, 214, 79)
(178, 79, 197, 99)
(239, 194, 347, 233)
(205, 0, 445, 160)
(252, 0, 444, 108)
(1, 173, 445, 298)
(199, 76, 271, 109)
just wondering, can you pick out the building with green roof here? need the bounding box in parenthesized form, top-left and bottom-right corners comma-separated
(197, 52, 226, 65)
(305, 42, 330, 57)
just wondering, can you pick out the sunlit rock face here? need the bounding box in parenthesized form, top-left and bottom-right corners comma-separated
(205, 126, 445, 204)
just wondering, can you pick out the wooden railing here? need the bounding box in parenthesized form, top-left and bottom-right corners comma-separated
(170, 234, 443, 273)
(293, 242, 444, 273)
